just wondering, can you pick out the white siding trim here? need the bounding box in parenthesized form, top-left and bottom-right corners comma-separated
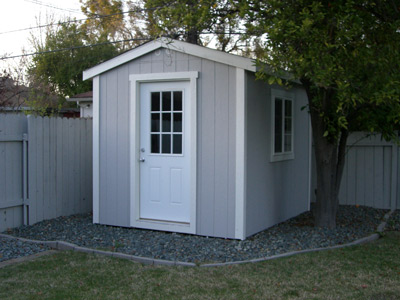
(83, 38, 256, 80)
(92, 76, 100, 223)
(129, 71, 198, 234)
(235, 68, 246, 240)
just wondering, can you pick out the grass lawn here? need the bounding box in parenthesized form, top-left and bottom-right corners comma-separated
(1, 232, 400, 300)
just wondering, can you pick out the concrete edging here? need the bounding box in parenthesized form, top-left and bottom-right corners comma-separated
(0, 209, 394, 268)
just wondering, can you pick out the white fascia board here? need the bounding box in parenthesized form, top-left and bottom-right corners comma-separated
(83, 40, 163, 80)
(83, 38, 256, 80)
(164, 38, 256, 72)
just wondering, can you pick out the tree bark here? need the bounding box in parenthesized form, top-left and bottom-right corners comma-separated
(304, 81, 349, 228)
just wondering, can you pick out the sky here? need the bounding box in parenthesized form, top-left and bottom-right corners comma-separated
(0, 0, 86, 69)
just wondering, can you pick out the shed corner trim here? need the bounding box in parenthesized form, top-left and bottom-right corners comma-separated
(235, 67, 247, 240)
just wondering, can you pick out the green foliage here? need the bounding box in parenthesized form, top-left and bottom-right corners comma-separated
(142, 0, 242, 49)
(80, 0, 125, 40)
(28, 21, 118, 98)
(240, 0, 400, 141)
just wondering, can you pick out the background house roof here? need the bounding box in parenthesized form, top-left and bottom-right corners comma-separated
(83, 38, 257, 80)
(67, 91, 93, 102)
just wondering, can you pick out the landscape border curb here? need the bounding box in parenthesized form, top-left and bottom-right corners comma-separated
(0, 209, 394, 268)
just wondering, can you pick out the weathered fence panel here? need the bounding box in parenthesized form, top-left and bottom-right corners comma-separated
(27, 116, 93, 225)
(0, 114, 27, 230)
(311, 133, 399, 210)
(0, 113, 92, 231)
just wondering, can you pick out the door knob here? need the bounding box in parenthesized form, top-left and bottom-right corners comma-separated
(139, 157, 145, 162)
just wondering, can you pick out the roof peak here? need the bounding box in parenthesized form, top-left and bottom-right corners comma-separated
(83, 38, 256, 80)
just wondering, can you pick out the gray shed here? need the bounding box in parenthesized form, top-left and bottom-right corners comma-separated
(83, 38, 311, 240)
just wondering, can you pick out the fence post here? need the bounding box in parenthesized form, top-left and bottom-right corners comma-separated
(391, 144, 398, 210)
(22, 133, 28, 225)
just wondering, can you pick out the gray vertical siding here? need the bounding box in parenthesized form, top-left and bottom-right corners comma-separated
(311, 133, 398, 209)
(98, 49, 236, 238)
(245, 72, 310, 237)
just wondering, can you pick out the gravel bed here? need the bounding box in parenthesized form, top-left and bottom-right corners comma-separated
(4, 205, 387, 263)
(386, 210, 400, 231)
(0, 236, 50, 263)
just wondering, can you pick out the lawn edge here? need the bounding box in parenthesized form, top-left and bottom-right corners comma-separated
(0, 209, 394, 268)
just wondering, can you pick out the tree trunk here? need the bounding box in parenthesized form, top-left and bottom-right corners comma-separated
(186, 29, 199, 44)
(304, 82, 349, 228)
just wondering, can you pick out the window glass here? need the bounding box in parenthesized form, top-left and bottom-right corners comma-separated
(151, 92, 160, 111)
(173, 91, 182, 111)
(162, 92, 171, 111)
(162, 113, 171, 132)
(274, 96, 293, 156)
(173, 134, 182, 154)
(151, 113, 160, 132)
(151, 134, 160, 153)
(173, 113, 182, 132)
(162, 134, 171, 154)
(274, 98, 283, 153)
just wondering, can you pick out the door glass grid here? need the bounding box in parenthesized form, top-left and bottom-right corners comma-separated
(150, 91, 183, 154)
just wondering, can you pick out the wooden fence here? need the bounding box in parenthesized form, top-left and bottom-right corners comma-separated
(0, 114, 92, 231)
(311, 133, 399, 210)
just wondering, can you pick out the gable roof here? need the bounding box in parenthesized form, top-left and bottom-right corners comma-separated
(83, 38, 256, 80)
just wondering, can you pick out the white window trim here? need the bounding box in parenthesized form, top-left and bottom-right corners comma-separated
(129, 71, 198, 234)
(270, 89, 295, 162)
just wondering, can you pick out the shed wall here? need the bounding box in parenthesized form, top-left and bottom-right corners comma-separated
(98, 49, 237, 238)
(245, 72, 310, 237)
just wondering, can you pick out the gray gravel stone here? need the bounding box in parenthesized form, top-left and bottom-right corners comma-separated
(2, 205, 391, 263)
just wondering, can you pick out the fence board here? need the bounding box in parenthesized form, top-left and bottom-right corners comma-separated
(0, 114, 93, 231)
(27, 115, 37, 224)
(49, 117, 57, 219)
(0, 114, 27, 230)
(56, 118, 63, 217)
(311, 132, 397, 210)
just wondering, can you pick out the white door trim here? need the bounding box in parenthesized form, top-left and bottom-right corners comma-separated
(129, 72, 198, 234)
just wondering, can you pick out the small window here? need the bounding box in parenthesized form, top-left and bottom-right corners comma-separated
(271, 90, 294, 162)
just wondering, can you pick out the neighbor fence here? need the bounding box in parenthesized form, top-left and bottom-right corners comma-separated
(0, 113, 92, 231)
(311, 132, 399, 210)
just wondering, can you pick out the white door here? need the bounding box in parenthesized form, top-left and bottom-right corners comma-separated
(139, 81, 191, 223)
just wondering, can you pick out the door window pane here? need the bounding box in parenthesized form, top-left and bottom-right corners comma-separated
(162, 113, 171, 132)
(162, 92, 171, 111)
(151, 134, 160, 153)
(151, 113, 160, 132)
(173, 134, 182, 154)
(162, 134, 171, 154)
(173, 91, 182, 111)
(173, 113, 182, 132)
(151, 92, 160, 111)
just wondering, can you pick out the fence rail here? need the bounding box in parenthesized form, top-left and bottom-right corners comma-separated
(0, 114, 92, 231)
